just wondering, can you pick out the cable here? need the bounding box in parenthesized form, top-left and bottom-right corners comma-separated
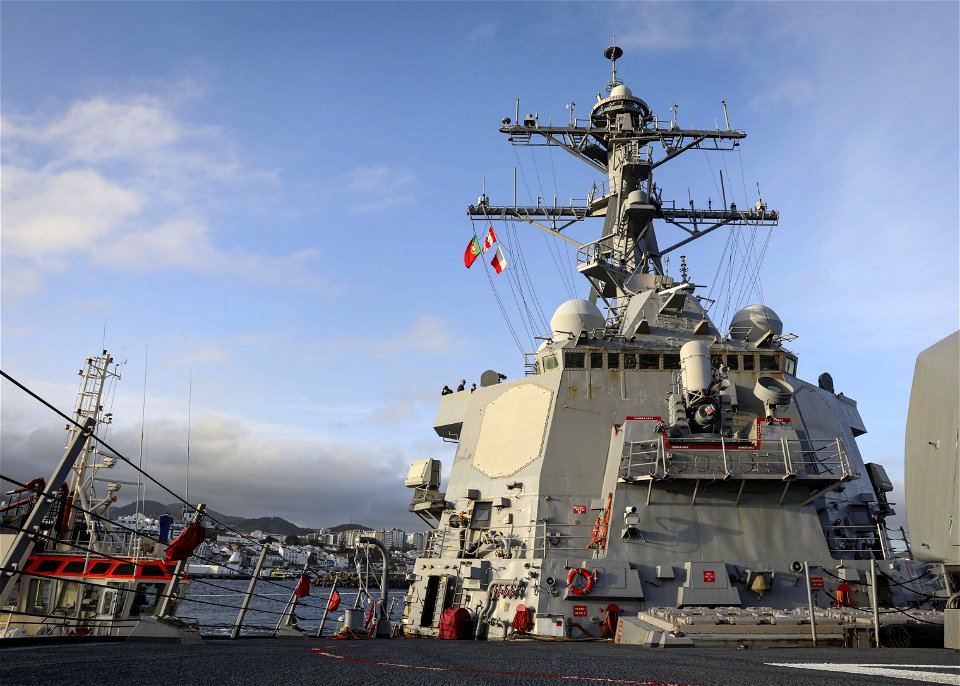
(0, 369, 300, 557)
(471, 223, 525, 356)
(0, 473, 327, 610)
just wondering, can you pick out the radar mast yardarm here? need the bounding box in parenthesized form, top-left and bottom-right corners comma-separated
(469, 46, 778, 328)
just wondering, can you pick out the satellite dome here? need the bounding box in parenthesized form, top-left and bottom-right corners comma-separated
(610, 84, 633, 98)
(550, 299, 605, 341)
(729, 304, 783, 344)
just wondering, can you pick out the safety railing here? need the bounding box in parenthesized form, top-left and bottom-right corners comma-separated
(619, 435, 854, 482)
(826, 523, 890, 560)
(575, 233, 622, 271)
(420, 521, 597, 561)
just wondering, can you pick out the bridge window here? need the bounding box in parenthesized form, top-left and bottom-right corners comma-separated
(28, 579, 52, 613)
(742, 354, 756, 371)
(55, 581, 79, 612)
(88, 562, 111, 575)
(1, 579, 17, 610)
(131, 583, 165, 616)
(785, 357, 797, 376)
(564, 352, 586, 369)
(759, 354, 781, 371)
(34, 559, 62, 573)
(663, 354, 681, 370)
(637, 353, 660, 370)
(607, 353, 620, 369)
(590, 352, 604, 369)
(542, 354, 558, 372)
(726, 354, 740, 371)
(63, 561, 85, 574)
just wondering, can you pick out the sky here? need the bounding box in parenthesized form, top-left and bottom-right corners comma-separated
(2, 2, 957, 532)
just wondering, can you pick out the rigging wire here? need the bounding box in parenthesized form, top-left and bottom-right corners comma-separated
(468, 226, 525, 356)
(546, 145, 580, 296)
(508, 218, 551, 332)
(0, 369, 313, 557)
(0, 473, 328, 611)
(515, 148, 577, 300)
(485, 220, 537, 345)
(498, 216, 550, 334)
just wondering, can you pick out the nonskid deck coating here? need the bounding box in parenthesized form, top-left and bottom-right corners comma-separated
(1, 638, 958, 686)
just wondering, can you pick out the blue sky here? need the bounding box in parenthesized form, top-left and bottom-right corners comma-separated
(2, 2, 957, 530)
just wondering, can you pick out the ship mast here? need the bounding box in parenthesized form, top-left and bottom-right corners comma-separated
(469, 47, 779, 329)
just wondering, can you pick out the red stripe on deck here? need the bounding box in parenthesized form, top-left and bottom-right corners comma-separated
(310, 646, 697, 685)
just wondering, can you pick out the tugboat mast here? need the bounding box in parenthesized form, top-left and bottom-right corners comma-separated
(469, 47, 779, 326)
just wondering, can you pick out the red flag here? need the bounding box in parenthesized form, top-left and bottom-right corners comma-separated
(164, 522, 205, 562)
(294, 573, 311, 599)
(490, 246, 507, 274)
(326, 589, 341, 612)
(464, 237, 481, 268)
(482, 226, 497, 253)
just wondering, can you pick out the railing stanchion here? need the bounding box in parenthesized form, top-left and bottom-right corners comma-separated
(804, 560, 818, 646)
(231, 540, 268, 639)
(870, 559, 881, 648)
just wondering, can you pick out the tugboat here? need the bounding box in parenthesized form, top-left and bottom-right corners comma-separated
(0, 352, 202, 641)
(403, 48, 944, 645)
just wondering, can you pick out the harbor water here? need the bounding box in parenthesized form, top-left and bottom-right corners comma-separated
(179, 578, 407, 637)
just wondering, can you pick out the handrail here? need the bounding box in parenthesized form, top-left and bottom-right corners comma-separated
(620, 434, 853, 482)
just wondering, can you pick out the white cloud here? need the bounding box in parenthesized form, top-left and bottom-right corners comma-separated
(8, 96, 182, 163)
(612, 2, 698, 52)
(346, 313, 467, 358)
(0, 264, 43, 306)
(0, 398, 417, 529)
(2, 167, 141, 257)
(749, 75, 817, 111)
(342, 164, 416, 214)
(1, 90, 326, 296)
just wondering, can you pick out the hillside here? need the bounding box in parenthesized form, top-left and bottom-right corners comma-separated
(111, 500, 315, 536)
(325, 523, 373, 533)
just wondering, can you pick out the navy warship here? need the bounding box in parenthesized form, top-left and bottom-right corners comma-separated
(402, 47, 947, 646)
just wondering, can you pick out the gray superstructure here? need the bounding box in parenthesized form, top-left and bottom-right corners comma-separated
(403, 48, 943, 645)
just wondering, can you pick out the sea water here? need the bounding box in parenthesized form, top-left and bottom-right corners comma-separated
(179, 578, 407, 637)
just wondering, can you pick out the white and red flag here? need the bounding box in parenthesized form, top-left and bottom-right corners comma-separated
(490, 246, 507, 274)
(482, 226, 497, 253)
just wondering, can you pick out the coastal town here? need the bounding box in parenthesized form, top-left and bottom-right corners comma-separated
(115, 510, 424, 583)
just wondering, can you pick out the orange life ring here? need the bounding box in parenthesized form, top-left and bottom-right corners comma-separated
(566, 567, 594, 596)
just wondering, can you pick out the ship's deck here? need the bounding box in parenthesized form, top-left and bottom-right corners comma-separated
(1, 637, 956, 686)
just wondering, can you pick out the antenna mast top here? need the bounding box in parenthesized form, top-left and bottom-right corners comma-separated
(603, 41, 623, 93)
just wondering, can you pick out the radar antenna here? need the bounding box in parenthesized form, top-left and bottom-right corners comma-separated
(603, 41, 623, 93)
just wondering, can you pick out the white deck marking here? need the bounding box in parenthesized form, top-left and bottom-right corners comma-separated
(767, 663, 960, 684)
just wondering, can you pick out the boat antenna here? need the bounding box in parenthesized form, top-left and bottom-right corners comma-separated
(137, 345, 149, 529)
(185, 370, 192, 508)
(603, 40, 623, 93)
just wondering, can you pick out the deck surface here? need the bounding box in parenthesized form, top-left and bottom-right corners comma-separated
(1, 637, 958, 685)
